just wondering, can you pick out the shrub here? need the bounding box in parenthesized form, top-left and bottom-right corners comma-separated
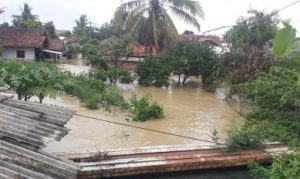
(249, 150, 300, 179)
(0, 61, 64, 103)
(225, 125, 265, 152)
(101, 85, 128, 109)
(62, 74, 127, 110)
(130, 94, 164, 121)
(119, 70, 134, 84)
(136, 57, 170, 87)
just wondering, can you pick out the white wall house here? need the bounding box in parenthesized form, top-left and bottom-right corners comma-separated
(0, 27, 51, 62)
(2, 47, 35, 62)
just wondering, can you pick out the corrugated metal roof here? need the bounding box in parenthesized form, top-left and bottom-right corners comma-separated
(0, 94, 81, 178)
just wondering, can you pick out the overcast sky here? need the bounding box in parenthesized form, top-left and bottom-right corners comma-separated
(1, 0, 300, 36)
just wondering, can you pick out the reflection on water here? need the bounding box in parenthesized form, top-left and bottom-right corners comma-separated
(45, 59, 244, 154)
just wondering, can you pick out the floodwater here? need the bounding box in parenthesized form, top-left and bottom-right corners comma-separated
(44, 60, 244, 154)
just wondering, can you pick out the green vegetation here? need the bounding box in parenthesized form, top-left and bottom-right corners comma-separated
(44, 21, 58, 39)
(222, 10, 278, 85)
(0, 61, 163, 121)
(225, 125, 265, 152)
(119, 0, 204, 54)
(0, 61, 63, 103)
(136, 57, 170, 87)
(61, 74, 128, 110)
(136, 41, 221, 91)
(249, 150, 300, 179)
(87, 37, 134, 84)
(129, 94, 164, 121)
(224, 19, 300, 178)
(10, 3, 58, 39)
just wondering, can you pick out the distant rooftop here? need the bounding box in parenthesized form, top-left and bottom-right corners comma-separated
(180, 34, 222, 46)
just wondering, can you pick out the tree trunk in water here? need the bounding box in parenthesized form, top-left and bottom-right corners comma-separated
(182, 75, 189, 85)
(39, 95, 44, 104)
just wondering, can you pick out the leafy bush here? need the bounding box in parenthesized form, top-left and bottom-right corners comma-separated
(61, 73, 129, 110)
(130, 94, 164, 121)
(0, 61, 64, 103)
(225, 124, 265, 152)
(227, 67, 300, 149)
(229, 67, 300, 123)
(119, 70, 134, 84)
(101, 85, 128, 109)
(136, 57, 170, 87)
(249, 150, 300, 179)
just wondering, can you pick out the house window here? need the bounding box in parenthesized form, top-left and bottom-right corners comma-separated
(16, 50, 25, 58)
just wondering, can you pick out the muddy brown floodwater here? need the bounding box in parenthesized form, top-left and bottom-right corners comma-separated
(44, 60, 244, 154)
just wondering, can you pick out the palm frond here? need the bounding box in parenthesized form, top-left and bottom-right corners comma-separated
(165, 0, 204, 18)
(160, 9, 179, 41)
(119, 0, 147, 11)
(126, 8, 148, 36)
(168, 5, 201, 30)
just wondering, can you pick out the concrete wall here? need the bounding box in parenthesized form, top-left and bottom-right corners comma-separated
(107, 57, 145, 71)
(2, 47, 35, 62)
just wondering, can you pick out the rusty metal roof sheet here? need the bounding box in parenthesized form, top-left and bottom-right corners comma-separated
(63, 144, 288, 179)
(0, 94, 80, 178)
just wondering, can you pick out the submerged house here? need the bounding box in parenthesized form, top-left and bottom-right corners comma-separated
(101, 37, 158, 70)
(0, 27, 63, 62)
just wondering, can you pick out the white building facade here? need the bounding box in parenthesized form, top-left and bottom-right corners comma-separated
(2, 47, 36, 62)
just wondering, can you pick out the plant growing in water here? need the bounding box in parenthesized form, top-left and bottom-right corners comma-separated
(129, 94, 164, 121)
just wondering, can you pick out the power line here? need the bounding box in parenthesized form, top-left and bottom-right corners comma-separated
(203, 0, 300, 34)
(74, 113, 224, 145)
(278, 0, 300, 12)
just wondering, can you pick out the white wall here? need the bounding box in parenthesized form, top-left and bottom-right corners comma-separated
(2, 47, 35, 62)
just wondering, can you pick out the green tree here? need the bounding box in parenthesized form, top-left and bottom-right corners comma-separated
(136, 57, 171, 87)
(44, 21, 58, 39)
(12, 3, 42, 28)
(162, 41, 220, 87)
(1, 22, 10, 28)
(119, 0, 204, 54)
(75, 15, 89, 29)
(222, 10, 278, 84)
(224, 10, 278, 49)
(62, 31, 72, 37)
(0, 62, 64, 103)
(88, 37, 134, 84)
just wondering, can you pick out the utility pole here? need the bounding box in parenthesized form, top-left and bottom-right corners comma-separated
(89, 21, 92, 38)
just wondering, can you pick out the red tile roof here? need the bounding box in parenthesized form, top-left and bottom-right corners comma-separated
(103, 42, 158, 57)
(180, 34, 221, 46)
(0, 27, 47, 48)
(47, 39, 64, 51)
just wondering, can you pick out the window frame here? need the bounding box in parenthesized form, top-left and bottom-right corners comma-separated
(16, 50, 25, 58)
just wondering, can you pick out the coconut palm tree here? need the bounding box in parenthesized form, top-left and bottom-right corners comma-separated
(75, 15, 89, 29)
(118, 0, 204, 55)
(12, 3, 39, 27)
